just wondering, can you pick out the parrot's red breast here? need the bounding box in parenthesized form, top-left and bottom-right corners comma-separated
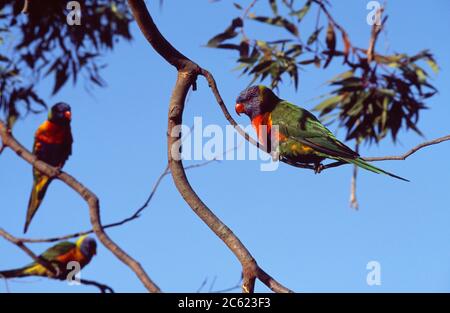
(35, 120, 69, 145)
(251, 112, 287, 144)
(56, 246, 90, 268)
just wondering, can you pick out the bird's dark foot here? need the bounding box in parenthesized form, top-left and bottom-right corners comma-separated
(314, 163, 324, 174)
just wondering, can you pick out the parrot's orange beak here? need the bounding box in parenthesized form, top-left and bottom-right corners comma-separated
(64, 111, 72, 120)
(235, 103, 245, 116)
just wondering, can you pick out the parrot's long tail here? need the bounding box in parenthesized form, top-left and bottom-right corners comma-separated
(347, 157, 409, 182)
(24, 175, 52, 233)
(0, 267, 28, 279)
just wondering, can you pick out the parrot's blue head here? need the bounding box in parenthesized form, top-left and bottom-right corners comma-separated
(49, 102, 71, 126)
(235, 85, 279, 120)
(77, 236, 97, 258)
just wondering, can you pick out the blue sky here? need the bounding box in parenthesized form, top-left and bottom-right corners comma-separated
(1, 0, 450, 292)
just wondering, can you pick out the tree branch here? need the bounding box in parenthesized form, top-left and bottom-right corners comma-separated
(281, 135, 450, 172)
(127, 0, 190, 70)
(128, 0, 291, 293)
(21, 0, 29, 13)
(200, 69, 267, 151)
(0, 228, 58, 277)
(312, 0, 350, 40)
(0, 121, 161, 293)
(366, 6, 385, 63)
(79, 278, 114, 293)
(363, 135, 450, 161)
(127, 0, 449, 292)
(349, 143, 359, 210)
(16, 143, 233, 244)
(349, 165, 358, 209)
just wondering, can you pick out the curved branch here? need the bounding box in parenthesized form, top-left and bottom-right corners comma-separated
(17, 149, 230, 244)
(128, 0, 291, 293)
(127, 0, 189, 70)
(16, 164, 170, 244)
(274, 135, 450, 172)
(366, 6, 385, 63)
(21, 0, 29, 13)
(0, 121, 161, 293)
(80, 278, 114, 293)
(363, 135, 450, 161)
(0, 228, 58, 277)
(200, 69, 266, 151)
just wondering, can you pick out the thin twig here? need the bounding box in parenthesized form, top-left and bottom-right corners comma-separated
(21, 0, 29, 13)
(349, 143, 359, 210)
(363, 135, 450, 161)
(240, 0, 258, 41)
(200, 69, 267, 152)
(312, 0, 348, 37)
(349, 165, 358, 209)
(196, 277, 209, 293)
(17, 147, 234, 244)
(0, 274, 10, 292)
(208, 276, 218, 293)
(279, 135, 450, 171)
(243, 0, 258, 18)
(15, 164, 169, 244)
(366, 6, 385, 63)
(79, 278, 114, 293)
(212, 275, 243, 293)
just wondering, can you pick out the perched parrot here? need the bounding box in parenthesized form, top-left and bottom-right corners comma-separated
(235, 85, 408, 181)
(24, 102, 73, 233)
(0, 236, 96, 279)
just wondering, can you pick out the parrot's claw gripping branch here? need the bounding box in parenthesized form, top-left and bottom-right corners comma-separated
(0, 121, 161, 293)
(314, 163, 325, 174)
(128, 0, 292, 293)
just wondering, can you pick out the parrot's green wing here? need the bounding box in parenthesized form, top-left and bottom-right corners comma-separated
(40, 242, 76, 262)
(271, 100, 409, 181)
(271, 101, 358, 160)
(0, 242, 77, 278)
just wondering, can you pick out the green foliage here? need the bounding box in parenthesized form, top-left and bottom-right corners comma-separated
(207, 0, 439, 146)
(314, 50, 438, 143)
(0, 0, 132, 127)
(207, 0, 351, 90)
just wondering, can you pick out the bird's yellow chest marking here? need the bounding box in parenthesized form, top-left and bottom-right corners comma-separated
(290, 143, 313, 154)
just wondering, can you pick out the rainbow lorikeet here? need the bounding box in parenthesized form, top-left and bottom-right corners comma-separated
(24, 102, 73, 233)
(235, 85, 408, 181)
(0, 236, 96, 279)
